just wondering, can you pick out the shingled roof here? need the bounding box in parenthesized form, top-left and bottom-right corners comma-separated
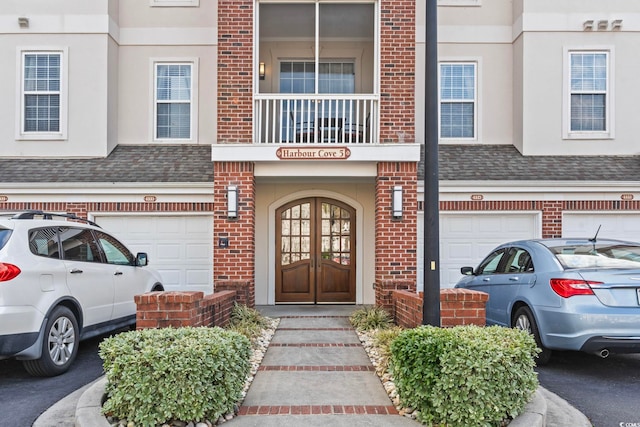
(0, 145, 214, 183)
(1, 144, 639, 184)
(431, 145, 640, 182)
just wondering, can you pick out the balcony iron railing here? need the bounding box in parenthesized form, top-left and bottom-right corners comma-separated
(254, 94, 378, 144)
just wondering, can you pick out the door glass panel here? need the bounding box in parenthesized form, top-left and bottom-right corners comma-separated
(280, 202, 311, 266)
(321, 202, 351, 265)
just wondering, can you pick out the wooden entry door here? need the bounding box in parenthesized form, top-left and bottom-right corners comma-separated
(276, 198, 355, 303)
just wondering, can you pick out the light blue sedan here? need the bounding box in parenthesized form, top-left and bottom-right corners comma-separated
(455, 238, 640, 364)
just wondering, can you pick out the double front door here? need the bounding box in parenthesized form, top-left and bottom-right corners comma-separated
(276, 198, 355, 303)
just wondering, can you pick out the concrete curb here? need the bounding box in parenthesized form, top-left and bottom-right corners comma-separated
(75, 377, 109, 427)
(74, 378, 550, 427)
(509, 389, 546, 427)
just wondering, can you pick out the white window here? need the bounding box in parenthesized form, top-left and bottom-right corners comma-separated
(154, 61, 198, 140)
(564, 49, 613, 139)
(439, 62, 476, 139)
(17, 49, 68, 140)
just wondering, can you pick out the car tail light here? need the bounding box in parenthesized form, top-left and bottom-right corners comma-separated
(0, 263, 21, 282)
(550, 278, 601, 298)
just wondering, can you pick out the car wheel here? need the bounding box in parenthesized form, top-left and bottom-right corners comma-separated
(23, 306, 79, 377)
(512, 306, 552, 365)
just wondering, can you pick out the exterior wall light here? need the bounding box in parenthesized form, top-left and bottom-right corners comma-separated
(227, 185, 238, 218)
(259, 62, 265, 80)
(392, 185, 403, 219)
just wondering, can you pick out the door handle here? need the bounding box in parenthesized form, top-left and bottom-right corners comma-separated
(509, 277, 520, 281)
(482, 277, 491, 282)
(69, 268, 83, 274)
(114, 271, 123, 276)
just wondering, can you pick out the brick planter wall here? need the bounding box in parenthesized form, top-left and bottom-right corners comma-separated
(134, 291, 236, 329)
(392, 289, 489, 328)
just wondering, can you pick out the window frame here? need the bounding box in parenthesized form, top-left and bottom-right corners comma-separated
(151, 58, 199, 142)
(438, 60, 479, 141)
(563, 47, 615, 140)
(16, 47, 68, 141)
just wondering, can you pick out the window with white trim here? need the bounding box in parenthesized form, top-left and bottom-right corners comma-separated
(569, 51, 608, 133)
(19, 50, 67, 139)
(439, 62, 476, 139)
(154, 63, 193, 140)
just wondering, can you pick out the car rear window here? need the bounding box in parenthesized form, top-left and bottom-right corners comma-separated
(548, 242, 640, 269)
(0, 228, 12, 250)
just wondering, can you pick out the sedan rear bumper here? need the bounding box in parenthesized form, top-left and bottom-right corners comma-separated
(580, 336, 640, 355)
(536, 305, 640, 353)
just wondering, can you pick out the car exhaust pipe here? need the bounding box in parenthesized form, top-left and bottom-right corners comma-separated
(597, 349, 610, 359)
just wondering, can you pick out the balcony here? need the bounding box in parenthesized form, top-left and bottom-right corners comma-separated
(254, 94, 377, 144)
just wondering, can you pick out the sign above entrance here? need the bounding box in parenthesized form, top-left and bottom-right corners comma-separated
(276, 147, 351, 160)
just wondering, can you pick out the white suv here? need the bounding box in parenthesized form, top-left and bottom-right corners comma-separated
(0, 211, 164, 376)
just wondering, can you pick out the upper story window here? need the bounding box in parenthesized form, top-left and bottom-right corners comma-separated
(18, 49, 68, 140)
(564, 49, 613, 139)
(154, 61, 197, 140)
(439, 62, 476, 139)
(570, 52, 607, 132)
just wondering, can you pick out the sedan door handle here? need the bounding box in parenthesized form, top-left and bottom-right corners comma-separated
(69, 268, 83, 274)
(482, 277, 491, 282)
(114, 271, 123, 276)
(509, 277, 520, 281)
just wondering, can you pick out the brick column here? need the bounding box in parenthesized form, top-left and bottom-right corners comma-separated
(213, 162, 256, 307)
(218, 0, 253, 143)
(541, 201, 563, 238)
(379, 0, 415, 143)
(375, 162, 418, 311)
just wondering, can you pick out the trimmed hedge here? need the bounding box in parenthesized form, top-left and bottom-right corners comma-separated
(390, 325, 539, 427)
(99, 326, 251, 426)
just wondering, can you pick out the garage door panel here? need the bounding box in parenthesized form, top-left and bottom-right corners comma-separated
(563, 214, 640, 242)
(95, 215, 213, 293)
(157, 244, 182, 260)
(418, 213, 539, 290)
(186, 244, 211, 260)
(186, 270, 211, 285)
(443, 216, 475, 235)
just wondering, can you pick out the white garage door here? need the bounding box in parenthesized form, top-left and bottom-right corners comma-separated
(95, 215, 213, 294)
(418, 212, 540, 290)
(563, 213, 640, 242)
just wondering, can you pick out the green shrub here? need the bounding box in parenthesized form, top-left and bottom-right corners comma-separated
(227, 303, 271, 344)
(372, 326, 403, 372)
(349, 305, 393, 331)
(390, 325, 539, 427)
(99, 326, 251, 426)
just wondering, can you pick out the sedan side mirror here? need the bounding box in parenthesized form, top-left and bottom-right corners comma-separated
(136, 252, 148, 267)
(460, 266, 475, 276)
